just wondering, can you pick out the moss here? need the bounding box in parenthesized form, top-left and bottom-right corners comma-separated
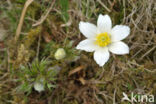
(24, 26, 42, 49)
(27, 2, 41, 19)
(64, 100, 79, 104)
(8, 26, 42, 69)
(13, 44, 31, 68)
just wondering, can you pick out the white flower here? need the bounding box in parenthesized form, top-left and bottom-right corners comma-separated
(76, 14, 130, 66)
(34, 82, 44, 92)
(54, 48, 66, 60)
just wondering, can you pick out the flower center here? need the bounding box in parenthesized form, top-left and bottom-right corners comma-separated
(95, 32, 111, 47)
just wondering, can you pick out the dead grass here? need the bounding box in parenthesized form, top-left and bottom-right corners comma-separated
(0, 0, 156, 104)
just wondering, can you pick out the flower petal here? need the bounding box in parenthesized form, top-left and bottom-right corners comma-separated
(76, 39, 98, 52)
(108, 41, 129, 55)
(97, 14, 112, 33)
(111, 25, 130, 42)
(79, 22, 97, 38)
(93, 48, 110, 67)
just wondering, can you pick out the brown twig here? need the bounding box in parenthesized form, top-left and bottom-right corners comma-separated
(32, 0, 56, 27)
(14, 0, 34, 42)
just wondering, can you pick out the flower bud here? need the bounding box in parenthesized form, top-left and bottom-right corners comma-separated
(54, 48, 66, 60)
(34, 82, 44, 92)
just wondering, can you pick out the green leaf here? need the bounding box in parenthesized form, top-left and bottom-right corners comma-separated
(59, 0, 69, 22)
(47, 83, 57, 89)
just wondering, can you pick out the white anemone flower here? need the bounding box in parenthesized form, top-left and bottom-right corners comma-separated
(76, 14, 130, 66)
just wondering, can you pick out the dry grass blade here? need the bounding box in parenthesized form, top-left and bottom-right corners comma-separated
(78, 77, 86, 85)
(140, 46, 156, 59)
(14, 0, 34, 42)
(68, 65, 85, 77)
(42, 31, 52, 43)
(32, 0, 56, 27)
(97, 0, 111, 12)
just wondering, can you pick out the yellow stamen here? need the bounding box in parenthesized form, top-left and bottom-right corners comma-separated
(95, 32, 111, 47)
